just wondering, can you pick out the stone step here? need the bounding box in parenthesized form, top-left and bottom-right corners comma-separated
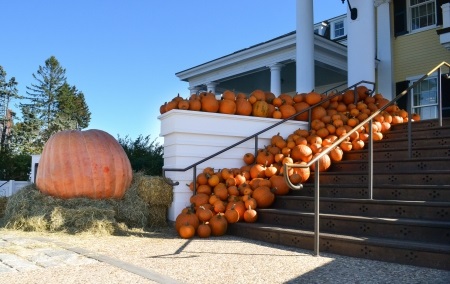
(295, 184, 450, 202)
(371, 135, 450, 149)
(389, 118, 450, 132)
(345, 146, 450, 161)
(329, 157, 450, 172)
(272, 196, 450, 221)
(228, 222, 450, 270)
(255, 209, 450, 245)
(307, 170, 450, 186)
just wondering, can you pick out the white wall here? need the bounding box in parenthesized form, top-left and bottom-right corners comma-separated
(159, 110, 308, 221)
(0, 180, 31, 197)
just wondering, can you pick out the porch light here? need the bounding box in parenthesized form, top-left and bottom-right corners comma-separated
(341, 0, 358, 20)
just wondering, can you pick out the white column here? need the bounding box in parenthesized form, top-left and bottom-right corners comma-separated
(376, 0, 394, 99)
(438, 3, 450, 50)
(188, 85, 200, 95)
(269, 63, 283, 96)
(347, 0, 376, 87)
(296, 0, 315, 93)
(442, 3, 450, 28)
(206, 82, 217, 95)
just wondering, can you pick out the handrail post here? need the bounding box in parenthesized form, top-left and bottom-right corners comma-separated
(193, 166, 197, 195)
(368, 120, 373, 200)
(254, 136, 259, 158)
(438, 67, 443, 127)
(407, 86, 413, 159)
(314, 160, 320, 256)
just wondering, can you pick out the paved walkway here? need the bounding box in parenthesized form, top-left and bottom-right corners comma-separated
(0, 235, 180, 283)
(0, 236, 98, 272)
(1, 230, 450, 284)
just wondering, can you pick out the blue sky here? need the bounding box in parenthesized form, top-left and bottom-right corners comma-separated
(2, 1, 346, 143)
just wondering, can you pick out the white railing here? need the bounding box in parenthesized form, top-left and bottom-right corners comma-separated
(0, 180, 31, 197)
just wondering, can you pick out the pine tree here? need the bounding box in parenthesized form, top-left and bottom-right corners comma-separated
(19, 56, 91, 152)
(21, 56, 67, 145)
(0, 66, 19, 153)
(56, 83, 91, 130)
(11, 106, 43, 154)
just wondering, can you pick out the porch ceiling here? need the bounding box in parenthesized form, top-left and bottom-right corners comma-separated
(214, 61, 347, 95)
(176, 32, 348, 94)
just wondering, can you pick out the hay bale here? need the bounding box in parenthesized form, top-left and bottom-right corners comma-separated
(135, 172, 173, 206)
(0, 197, 7, 218)
(109, 183, 149, 228)
(1, 183, 146, 234)
(147, 205, 168, 229)
(0, 173, 168, 235)
(50, 206, 116, 235)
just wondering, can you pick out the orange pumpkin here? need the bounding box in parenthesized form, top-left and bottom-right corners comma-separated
(178, 99, 189, 110)
(222, 90, 236, 101)
(188, 99, 201, 111)
(190, 193, 210, 207)
(310, 153, 331, 172)
(236, 98, 253, 116)
(36, 129, 132, 199)
(291, 161, 311, 183)
(293, 102, 310, 121)
(279, 104, 296, 119)
(305, 92, 322, 105)
(252, 186, 275, 208)
(224, 204, 240, 223)
(250, 89, 266, 101)
(175, 208, 200, 232)
(243, 152, 255, 165)
(290, 144, 313, 163)
(243, 206, 258, 223)
(252, 100, 270, 117)
(197, 206, 214, 222)
(179, 223, 196, 239)
(197, 223, 212, 238)
(209, 213, 228, 236)
(269, 174, 290, 196)
(219, 99, 237, 114)
(201, 94, 219, 112)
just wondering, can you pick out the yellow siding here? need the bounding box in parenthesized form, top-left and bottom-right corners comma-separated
(393, 29, 450, 82)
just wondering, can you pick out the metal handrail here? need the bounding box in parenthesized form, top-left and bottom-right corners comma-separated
(283, 61, 450, 257)
(162, 80, 376, 190)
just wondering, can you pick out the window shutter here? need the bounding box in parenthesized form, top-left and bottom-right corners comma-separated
(441, 74, 450, 117)
(396, 80, 410, 111)
(436, 0, 445, 26)
(394, 0, 408, 36)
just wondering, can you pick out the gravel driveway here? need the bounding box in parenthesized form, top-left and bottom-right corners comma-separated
(0, 228, 449, 284)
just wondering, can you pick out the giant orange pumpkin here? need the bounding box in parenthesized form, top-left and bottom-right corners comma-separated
(36, 129, 133, 199)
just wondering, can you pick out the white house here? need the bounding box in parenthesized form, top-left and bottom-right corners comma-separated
(161, 0, 450, 221)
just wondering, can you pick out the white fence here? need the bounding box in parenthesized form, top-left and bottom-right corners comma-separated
(0, 180, 31, 197)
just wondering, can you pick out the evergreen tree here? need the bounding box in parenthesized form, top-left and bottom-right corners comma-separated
(118, 135, 164, 176)
(10, 106, 43, 154)
(22, 56, 66, 145)
(19, 56, 90, 152)
(0, 66, 19, 153)
(56, 83, 91, 129)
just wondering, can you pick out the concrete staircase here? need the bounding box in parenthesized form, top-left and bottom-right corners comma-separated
(229, 117, 450, 270)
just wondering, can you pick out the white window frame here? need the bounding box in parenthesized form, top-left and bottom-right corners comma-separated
(330, 19, 346, 40)
(407, 73, 439, 119)
(407, 0, 437, 34)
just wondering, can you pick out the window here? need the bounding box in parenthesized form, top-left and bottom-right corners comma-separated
(411, 76, 438, 119)
(333, 20, 345, 38)
(394, 0, 443, 36)
(410, 0, 436, 31)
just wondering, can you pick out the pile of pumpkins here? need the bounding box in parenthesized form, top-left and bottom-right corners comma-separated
(173, 87, 420, 239)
